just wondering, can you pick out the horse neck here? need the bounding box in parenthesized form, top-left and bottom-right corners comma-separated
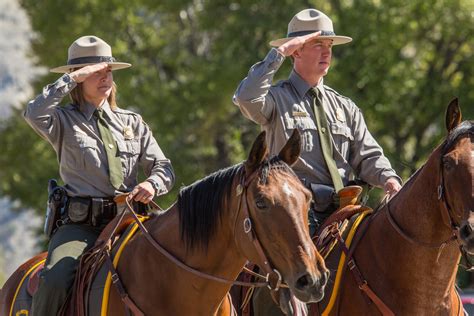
(379, 146, 460, 280)
(146, 199, 248, 290)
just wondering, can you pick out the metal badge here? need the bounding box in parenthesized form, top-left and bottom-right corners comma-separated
(336, 108, 346, 122)
(123, 126, 134, 140)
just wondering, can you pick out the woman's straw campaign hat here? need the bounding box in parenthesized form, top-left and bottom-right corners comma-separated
(50, 35, 131, 73)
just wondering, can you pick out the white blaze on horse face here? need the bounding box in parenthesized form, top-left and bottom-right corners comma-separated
(282, 182, 294, 199)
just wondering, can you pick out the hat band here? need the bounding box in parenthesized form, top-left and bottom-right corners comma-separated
(287, 30, 336, 37)
(67, 56, 116, 65)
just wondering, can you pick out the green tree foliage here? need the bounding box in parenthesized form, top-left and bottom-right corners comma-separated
(1, 0, 473, 212)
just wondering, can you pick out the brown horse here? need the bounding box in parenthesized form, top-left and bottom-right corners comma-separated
(251, 99, 473, 316)
(309, 99, 473, 315)
(0, 130, 328, 316)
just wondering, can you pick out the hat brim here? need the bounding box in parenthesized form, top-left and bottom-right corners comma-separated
(50, 62, 132, 73)
(269, 35, 352, 47)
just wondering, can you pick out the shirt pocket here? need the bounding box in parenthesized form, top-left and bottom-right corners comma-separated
(117, 139, 140, 176)
(285, 115, 317, 152)
(63, 134, 101, 170)
(330, 122, 354, 156)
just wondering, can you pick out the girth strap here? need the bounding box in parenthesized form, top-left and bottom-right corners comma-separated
(104, 251, 144, 316)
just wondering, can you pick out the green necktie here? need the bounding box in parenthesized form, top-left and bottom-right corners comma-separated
(311, 88, 344, 193)
(95, 109, 124, 189)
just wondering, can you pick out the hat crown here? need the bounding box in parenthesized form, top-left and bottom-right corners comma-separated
(67, 35, 112, 61)
(287, 9, 334, 36)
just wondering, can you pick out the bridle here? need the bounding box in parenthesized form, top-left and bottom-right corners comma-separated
(386, 130, 473, 267)
(120, 164, 287, 290)
(233, 166, 287, 291)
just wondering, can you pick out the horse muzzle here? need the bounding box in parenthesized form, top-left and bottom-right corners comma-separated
(459, 213, 474, 255)
(287, 268, 329, 303)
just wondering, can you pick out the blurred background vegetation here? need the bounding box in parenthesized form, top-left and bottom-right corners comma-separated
(0, 0, 473, 282)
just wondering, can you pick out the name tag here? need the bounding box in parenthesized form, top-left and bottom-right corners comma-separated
(293, 111, 309, 117)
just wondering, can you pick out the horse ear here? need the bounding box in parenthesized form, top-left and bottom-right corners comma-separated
(245, 131, 269, 174)
(278, 129, 301, 166)
(445, 98, 462, 133)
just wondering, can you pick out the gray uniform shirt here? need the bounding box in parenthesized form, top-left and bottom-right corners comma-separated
(233, 48, 401, 188)
(24, 74, 175, 197)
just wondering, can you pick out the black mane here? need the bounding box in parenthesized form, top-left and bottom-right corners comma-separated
(178, 163, 242, 252)
(177, 156, 295, 252)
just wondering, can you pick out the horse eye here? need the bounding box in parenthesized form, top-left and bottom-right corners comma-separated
(255, 197, 267, 209)
(443, 157, 454, 171)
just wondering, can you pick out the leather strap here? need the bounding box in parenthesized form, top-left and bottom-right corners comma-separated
(104, 251, 145, 316)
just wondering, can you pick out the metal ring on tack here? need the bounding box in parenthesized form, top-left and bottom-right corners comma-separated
(265, 269, 283, 291)
(243, 218, 252, 233)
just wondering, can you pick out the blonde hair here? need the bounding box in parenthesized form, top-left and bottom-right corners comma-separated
(69, 69, 118, 110)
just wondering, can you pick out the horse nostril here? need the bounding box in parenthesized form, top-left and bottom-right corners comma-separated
(324, 270, 330, 284)
(295, 274, 315, 291)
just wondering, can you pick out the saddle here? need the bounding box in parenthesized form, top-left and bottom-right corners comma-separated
(25, 215, 136, 298)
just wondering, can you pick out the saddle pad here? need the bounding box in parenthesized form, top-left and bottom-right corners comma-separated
(309, 210, 372, 316)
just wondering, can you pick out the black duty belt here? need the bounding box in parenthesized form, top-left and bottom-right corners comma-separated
(67, 196, 149, 226)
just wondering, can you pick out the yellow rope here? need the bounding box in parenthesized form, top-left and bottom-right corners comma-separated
(321, 210, 372, 316)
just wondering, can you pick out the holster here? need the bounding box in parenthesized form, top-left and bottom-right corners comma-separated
(44, 179, 68, 238)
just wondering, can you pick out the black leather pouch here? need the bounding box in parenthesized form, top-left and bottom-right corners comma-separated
(67, 197, 91, 223)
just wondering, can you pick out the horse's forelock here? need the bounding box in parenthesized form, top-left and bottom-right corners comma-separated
(259, 156, 296, 185)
